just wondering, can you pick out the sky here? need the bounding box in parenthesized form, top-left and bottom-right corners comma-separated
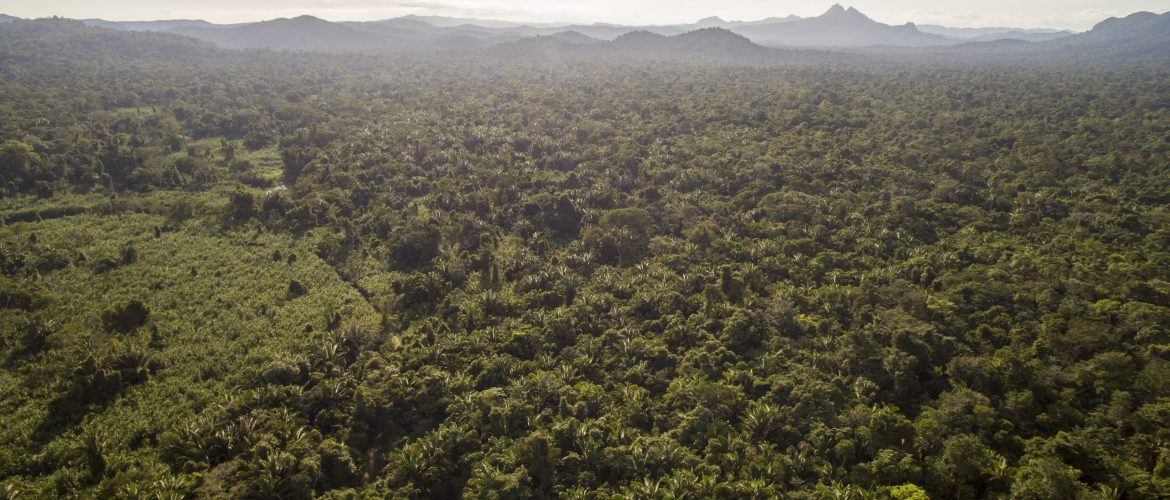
(3, 0, 1169, 30)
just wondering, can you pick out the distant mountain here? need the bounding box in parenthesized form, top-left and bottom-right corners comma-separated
(341, 21, 431, 42)
(688, 16, 803, 28)
(549, 31, 600, 45)
(917, 25, 1074, 42)
(735, 16, 803, 27)
(605, 28, 783, 61)
(967, 30, 1073, 43)
(0, 18, 218, 64)
(542, 24, 654, 40)
(1038, 10, 1170, 61)
(363, 15, 801, 42)
(486, 26, 796, 64)
(918, 25, 1071, 39)
(374, 12, 1071, 47)
(168, 15, 397, 52)
(608, 30, 668, 49)
(695, 17, 728, 28)
(0, 14, 19, 23)
(648, 28, 765, 54)
(395, 14, 564, 29)
(164, 15, 532, 53)
(1069, 10, 1170, 42)
(731, 4, 953, 47)
(342, 20, 506, 49)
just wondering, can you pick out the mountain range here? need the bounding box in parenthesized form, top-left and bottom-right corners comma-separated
(4, 5, 1075, 50)
(0, 5, 1167, 62)
(200, 5, 1067, 49)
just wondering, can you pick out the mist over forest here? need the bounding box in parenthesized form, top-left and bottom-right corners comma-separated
(2, 5, 1170, 498)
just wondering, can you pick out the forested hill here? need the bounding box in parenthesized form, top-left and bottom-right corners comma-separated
(0, 19, 218, 67)
(168, 16, 395, 53)
(601, 28, 792, 62)
(1039, 10, 1170, 61)
(3, 17, 1170, 499)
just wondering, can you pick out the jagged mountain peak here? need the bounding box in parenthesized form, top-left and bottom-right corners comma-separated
(730, 3, 947, 47)
(821, 4, 871, 21)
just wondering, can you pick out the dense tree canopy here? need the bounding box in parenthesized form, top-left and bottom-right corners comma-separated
(2, 18, 1170, 498)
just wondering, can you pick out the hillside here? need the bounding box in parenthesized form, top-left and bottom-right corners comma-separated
(946, 10, 1170, 64)
(1076, 10, 1170, 41)
(0, 18, 219, 68)
(1047, 10, 1170, 58)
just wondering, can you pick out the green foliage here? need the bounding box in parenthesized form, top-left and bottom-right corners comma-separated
(890, 483, 929, 500)
(1010, 457, 1086, 499)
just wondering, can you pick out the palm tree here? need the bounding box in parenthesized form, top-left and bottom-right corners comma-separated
(79, 429, 107, 482)
(742, 402, 781, 443)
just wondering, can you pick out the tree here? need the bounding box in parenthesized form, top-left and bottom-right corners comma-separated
(549, 195, 582, 238)
(585, 207, 653, 266)
(928, 434, 995, 498)
(0, 140, 38, 189)
(1010, 457, 1085, 500)
(720, 266, 744, 304)
(391, 228, 441, 270)
(229, 190, 258, 222)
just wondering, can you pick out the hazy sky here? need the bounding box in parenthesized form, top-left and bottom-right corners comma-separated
(4, 0, 1169, 30)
